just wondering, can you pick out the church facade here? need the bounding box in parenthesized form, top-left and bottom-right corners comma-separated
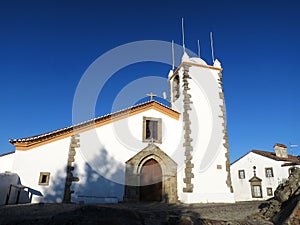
(1, 52, 235, 204)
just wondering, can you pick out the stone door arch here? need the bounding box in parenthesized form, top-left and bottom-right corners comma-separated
(124, 144, 178, 203)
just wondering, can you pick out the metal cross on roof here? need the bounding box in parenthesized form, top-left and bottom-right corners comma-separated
(146, 92, 157, 101)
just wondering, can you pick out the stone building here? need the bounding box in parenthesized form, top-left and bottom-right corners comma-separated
(0, 50, 234, 204)
(231, 143, 300, 201)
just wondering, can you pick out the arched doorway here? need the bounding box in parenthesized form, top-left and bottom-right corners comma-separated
(140, 159, 162, 201)
(124, 144, 178, 203)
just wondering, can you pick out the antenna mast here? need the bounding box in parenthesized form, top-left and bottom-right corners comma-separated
(210, 32, 215, 63)
(182, 17, 186, 53)
(172, 40, 175, 70)
(197, 39, 200, 58)
(290, 143, 299, 156)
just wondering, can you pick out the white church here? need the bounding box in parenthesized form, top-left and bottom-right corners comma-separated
(0, 43, 235, 204)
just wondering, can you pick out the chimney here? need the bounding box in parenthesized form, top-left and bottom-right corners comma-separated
(274, 143, 288, 158)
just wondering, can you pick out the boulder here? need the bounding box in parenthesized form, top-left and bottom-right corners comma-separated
(260, 167, 300, 224)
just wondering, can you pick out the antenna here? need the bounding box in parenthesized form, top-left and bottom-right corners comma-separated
(172, 40, 175, 70)
(197, 39, 200, 58)
(182, 17, 186, 53)
(210, 32, 215, 63)
(290, 143, 299, 156)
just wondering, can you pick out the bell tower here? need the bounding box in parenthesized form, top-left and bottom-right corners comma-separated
(168, 50, 234, 203)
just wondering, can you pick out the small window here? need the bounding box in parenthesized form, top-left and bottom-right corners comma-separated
(39, 172, 50, 185)
(143, 117, 162, 143)
(252, 185, 262, 198)
(238, 170, 245, 179)
(267, 187, 273, 196)
(172, 74, 180, 102)
(265, 168, 274, 178)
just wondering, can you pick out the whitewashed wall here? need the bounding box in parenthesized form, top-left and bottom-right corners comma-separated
(12, 138, 70, 203)
(0, 153, 15, 172)
(231, 152, 293, 201)
(72, 108, 181, 203)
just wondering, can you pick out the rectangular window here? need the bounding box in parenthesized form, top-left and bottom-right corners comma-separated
(143, 117, 162, 143)
(252, 185, 262, 198)
(265, 168, 274, 178)
(39, 172, 50, 185)
(238, 170, 245, 179)
(267, 187, 273, 196)
(146, 120, 158, 140)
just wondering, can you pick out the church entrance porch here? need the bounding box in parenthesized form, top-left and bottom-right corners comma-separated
(124, 144, 178, 203)
(140, 159, 162, 201)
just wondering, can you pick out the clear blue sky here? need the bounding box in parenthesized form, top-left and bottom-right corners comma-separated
(0, 0, 299, 162)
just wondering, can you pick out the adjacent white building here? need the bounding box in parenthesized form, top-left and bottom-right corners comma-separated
(0, 152, 14, 173)
(231, 143, 300, 201)
(0, 50, 235, 204)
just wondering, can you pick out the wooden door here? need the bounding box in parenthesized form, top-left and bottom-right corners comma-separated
(140, 159, 162, 201)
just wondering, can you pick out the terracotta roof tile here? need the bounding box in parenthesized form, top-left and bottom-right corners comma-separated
(9, 100, 178, 146)
(251, 149, 300, 163)
(281, 162, 300, 167)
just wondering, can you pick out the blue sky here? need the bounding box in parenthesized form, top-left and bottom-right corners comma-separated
(0, 0, 299, 162)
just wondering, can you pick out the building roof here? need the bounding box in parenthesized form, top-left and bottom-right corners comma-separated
(231, 149, 300, 165)
(281, 162, 300, 167)
(9, 100, 179, 150)
(251, 150, 299, 162)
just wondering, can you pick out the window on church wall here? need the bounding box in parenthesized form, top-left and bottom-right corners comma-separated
(265, 167, 274, 178)
(38, 172, 50, 185)
(238, 170, 245, 179)
(172, 75, 180, 102)
(143, 117, 162, 143)
(146, 120, 158, 140)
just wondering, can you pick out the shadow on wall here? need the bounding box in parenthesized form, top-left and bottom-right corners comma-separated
(43, 147, 125, 203)
(41, 170, 66, 203)
(73, 147, 125, 203)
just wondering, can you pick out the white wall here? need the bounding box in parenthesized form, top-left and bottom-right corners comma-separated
(0, 152, 15, 173)
(12, 138, 70, 203)
(71, 108, 181, 203)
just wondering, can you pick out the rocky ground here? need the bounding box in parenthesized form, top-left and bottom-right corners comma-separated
(0, 201, 274, 225)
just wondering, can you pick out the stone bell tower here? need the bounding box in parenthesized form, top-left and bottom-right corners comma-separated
(168, 51, 234, 203)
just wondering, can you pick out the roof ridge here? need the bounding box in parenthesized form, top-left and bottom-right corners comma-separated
(9, 100, 176, 144)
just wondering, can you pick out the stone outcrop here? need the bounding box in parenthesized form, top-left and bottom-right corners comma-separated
(261, 167, 300, 224)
